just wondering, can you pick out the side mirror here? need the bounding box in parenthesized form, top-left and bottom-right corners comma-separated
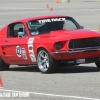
(81, 26, 84, 29)
(18, 32, 24, 37)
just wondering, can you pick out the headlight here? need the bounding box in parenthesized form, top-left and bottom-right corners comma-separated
(54, 42, 62, 50)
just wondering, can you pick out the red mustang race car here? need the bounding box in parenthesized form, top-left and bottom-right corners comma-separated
(0, 15, 100, 73)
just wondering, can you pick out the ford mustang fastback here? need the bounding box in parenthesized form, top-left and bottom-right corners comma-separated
(0, 15, 100, 73)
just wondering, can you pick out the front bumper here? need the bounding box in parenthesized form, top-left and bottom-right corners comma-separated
(61, 57, 100, 65)
(50, 47, 100, 62)
(50, 46, 100, 54)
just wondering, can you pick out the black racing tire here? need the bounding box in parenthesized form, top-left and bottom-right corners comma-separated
(95, 61, 100, 69)
(37, 49, 57, 73)
(0, 57, 10, 71)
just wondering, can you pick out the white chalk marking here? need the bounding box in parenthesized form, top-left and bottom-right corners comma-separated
(0, 89, 99, 100)
(0, 11, 48, 15)
(0, 8, 45, 10)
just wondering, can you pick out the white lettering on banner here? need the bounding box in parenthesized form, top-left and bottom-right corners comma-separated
(0, 92, 29, 98)
(38, 18, 65, 23)
(0, 92, 11, 97)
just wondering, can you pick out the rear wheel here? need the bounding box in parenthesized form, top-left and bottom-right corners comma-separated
(37, 49, 57, 73)
(95, 61, 100, 69)
(0, 57, 10, 71)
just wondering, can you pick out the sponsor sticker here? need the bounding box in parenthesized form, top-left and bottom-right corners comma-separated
(28, 46, 33, 50)
(76, 59, 85, 64)
(21, 48, 26, 54)
(21, 48, 27, 60)
(28, 38, 36, 62)
(22, 54, 27, 60)
(28, 38, 34, 44)
(38, 18, 65, 23)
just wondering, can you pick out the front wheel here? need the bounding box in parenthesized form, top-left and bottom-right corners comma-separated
(0, 57, 10, 71)
(37, 49, 57, 73)
(95, 61, 100, 69)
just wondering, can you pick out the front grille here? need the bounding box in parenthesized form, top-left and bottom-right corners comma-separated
(69, 37, 100, 49)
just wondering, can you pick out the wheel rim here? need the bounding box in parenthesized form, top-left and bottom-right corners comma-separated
(37, 50, 49, 72)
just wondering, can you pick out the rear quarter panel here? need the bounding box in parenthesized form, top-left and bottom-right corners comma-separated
(0, 26, 7, 57)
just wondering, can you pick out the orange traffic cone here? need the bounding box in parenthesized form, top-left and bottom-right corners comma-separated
(50, 7, 53, 12)
(98, 24, 100, 32)
(56, 0, 59, 3)
(46, 4, 49, 8)
(0, 76, 4, 88)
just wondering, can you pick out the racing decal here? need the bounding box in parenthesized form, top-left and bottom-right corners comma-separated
(21, 48, 27, 60)
(38, 18, 65, 23)
(16, 46, 21, 57)
(28, 38, 36, 62)
(28, 46, 33, 50)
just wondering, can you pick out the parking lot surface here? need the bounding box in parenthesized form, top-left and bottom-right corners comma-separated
(0, 0, 100, 100)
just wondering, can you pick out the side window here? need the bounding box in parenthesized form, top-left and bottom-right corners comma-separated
(7, 23, 27, 38)
(64, 19, 78, 30)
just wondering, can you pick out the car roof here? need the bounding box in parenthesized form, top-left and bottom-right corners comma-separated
(13, 15, 69, 23)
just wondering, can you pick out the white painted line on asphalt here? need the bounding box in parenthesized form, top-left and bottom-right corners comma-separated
(0, 8, 46, 10)
(0, 26, 4, 28)
(0, 11, 48, 15)
(0, 89, 99, 100)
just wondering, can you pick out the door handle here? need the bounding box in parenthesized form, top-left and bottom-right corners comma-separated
(4, 40, 9, 42)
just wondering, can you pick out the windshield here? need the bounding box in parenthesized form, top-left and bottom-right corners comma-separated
(27, 17, 81, 36)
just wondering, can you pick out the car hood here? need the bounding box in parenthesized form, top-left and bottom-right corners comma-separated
(36, 29, 100, 41)
(49, 29, 100, 40)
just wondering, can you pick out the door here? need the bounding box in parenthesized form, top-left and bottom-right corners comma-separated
(1, 22, 36, 65)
